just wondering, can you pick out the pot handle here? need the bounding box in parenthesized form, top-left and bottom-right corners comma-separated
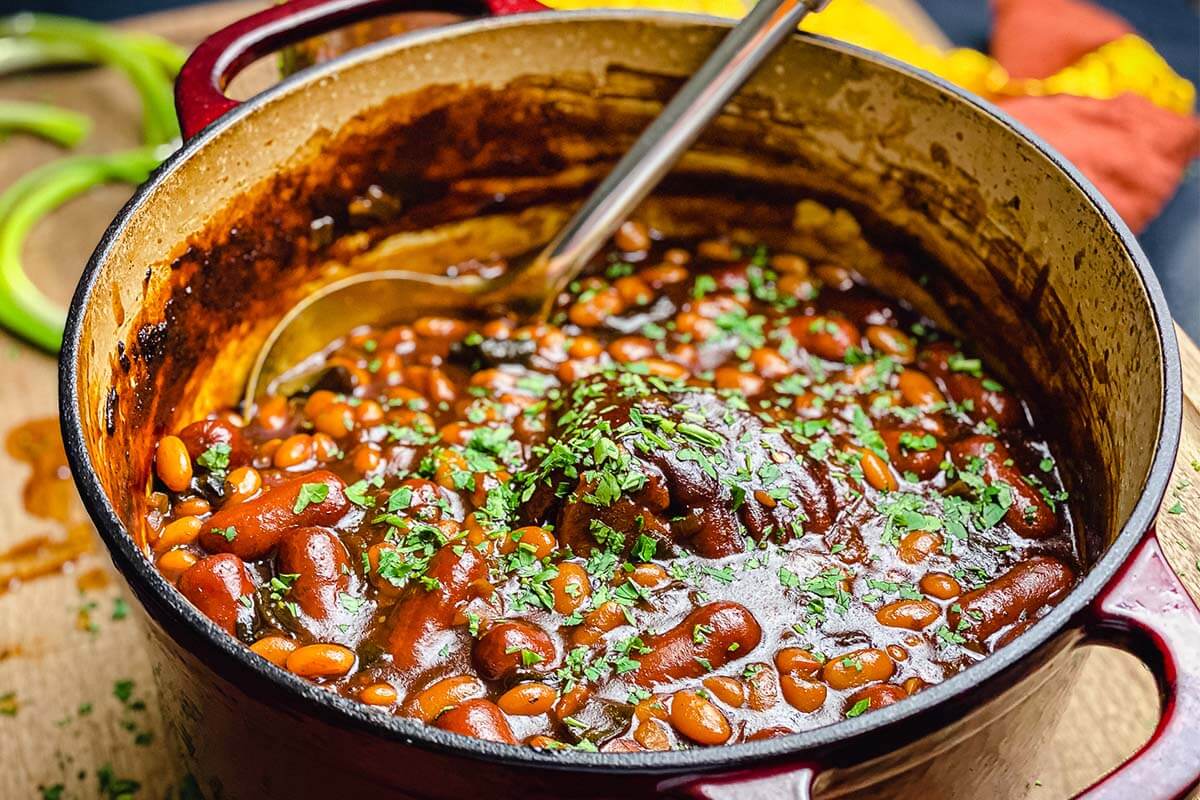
(174, 0, 550, 139)
(1074, 531, 1200, 799)
(676, 763, 820, 799)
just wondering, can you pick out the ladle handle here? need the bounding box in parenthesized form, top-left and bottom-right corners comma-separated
(532, 0, 830, 308)
(174, 0, 548, 140)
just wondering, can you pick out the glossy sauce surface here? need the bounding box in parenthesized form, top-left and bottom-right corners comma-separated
(148, 226, 1080, 750)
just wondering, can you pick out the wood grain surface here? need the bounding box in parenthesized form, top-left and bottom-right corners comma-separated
(0, 2, 1195, 798)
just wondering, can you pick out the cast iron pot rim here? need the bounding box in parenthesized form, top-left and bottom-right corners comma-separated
(60, 9, 1182, 778)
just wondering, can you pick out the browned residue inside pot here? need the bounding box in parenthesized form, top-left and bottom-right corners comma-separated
(0, 417, 95, 592)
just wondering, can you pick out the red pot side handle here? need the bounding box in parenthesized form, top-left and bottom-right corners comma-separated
(682, 533, 1200, 800)
(1075, 531, 1200, 799)
(174, 0, 550, 139)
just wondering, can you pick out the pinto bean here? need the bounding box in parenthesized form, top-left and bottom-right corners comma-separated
(473, 620, 557, 681)
(635, 602, 762, 686)
(919, 343, 1019, 428)
(385, 543, 485, 671)
(197, 471, 348, 560)
(822, 648, 894, 690)
(274, 527, 350, 622)
(404, 675, 486, 723)
(880, 429, 946, 480)
(845, 683, 907, 714)
(433, 699, 517, 744)
(947, 556, 1074, 647)
(178, 554, 253, 635)
(789, 315, 861, 361)
(951, 435, 1056, 538)
(178, 418, 252, 470)
(875, 599, 940, 630)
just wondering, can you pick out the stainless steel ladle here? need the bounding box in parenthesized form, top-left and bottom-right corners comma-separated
(243, 0, 830, 407)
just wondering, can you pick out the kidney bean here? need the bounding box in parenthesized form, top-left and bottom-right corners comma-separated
(669, 690, 731, 745)
(275, 527, 351, 623)
(386, 544, 486, 671)
(951, 435, 1056, 538)
(635, 602, 762, 686)
(473, 620, 558, 681)
(919, 343, 1019, 428)
(789, 315, 861, 362)
(433, 698, 517, 744)
(875, 599, 940, 630)
(947, 556, 1074, 647)
(779, 674, 827, 713)
(197, 471, 348, 560)
(845, 683, 907, 714)
(822, 648, 894, 690)
(178, 418, 252, 470)
(404, 675, 486, 723)
(178, 554, 254, 635)
(880, 428, 946, 480)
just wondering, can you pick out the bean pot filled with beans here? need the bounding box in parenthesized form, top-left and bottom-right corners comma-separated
(60, 5, 1199, 800)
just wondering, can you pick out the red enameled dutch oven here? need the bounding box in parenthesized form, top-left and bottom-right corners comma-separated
(59, 1, 1200, 798)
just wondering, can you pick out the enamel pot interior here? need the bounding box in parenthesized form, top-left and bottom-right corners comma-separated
(61, 10, 1179, 778)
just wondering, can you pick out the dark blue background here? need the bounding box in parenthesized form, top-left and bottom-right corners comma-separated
(10, 0, 1198, 335)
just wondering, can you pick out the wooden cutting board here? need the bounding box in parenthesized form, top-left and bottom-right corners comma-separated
(0, 2, 1196, 798)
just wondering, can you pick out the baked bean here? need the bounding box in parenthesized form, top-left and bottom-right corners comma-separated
(779, 674, 827, 713)
(886, 644, 909, 662)
(614, 276, 653, 306)
(633, 359, 689, 380)
(897, 369, 945, 409)
(702, 676, 745, 707)
(254, 395, 290, 432)
(670, 690, 731, 745)
(624, 563, 669, 589)
(615, 220, 651, 253)
(902, 677, 928, 695)
(156, 435, 193, 493)
(250, 634, 297, 667)
(775, 648, 822, 676)
(769, 253, 808, 275)
(314, 404, 355, 438)
(568, 289, 624, 327)
(750, 348, 792, 379)
(286, 643, 355, 679)
(154, 515, 203, 554)
(198, 471, 348, 560)
(634, 719, 672, 750)
(822, 648, 894, 690)
(866, 325, 915, 362)
(636, 602, 761, 686)
(275, 527, 352, 623)
(572, 601, 627, 647)
(405, 675, 486, 723)
(789, 315, 860, 361)
(845, 683, 907, 714)
(640, 263, 689, 287)
(473, 620, 557, 681)
(875, 599, 940, 630)
(156, 548, 198, 582)
(500, 526, 557, 560)
(549, 562, 591, 614)
(860, 450, 898, 492)
(608, 336, 656, 363)
(951, 435, 1056, 538)
(435, 699, 517, 744)
(414, 316, 471, 340)
(273, 434, 315, 469)
(898, 530, 943, 564)
(224, 466, 262, 505)
(386, 544, 486, 672)
(920, 572, 961, 600)
(568, 335, 603, 359)
(304, 390, 337, 419)
(360, 683, 399, 706)
(178, 554, 254, 635)
(173, 496, 211, 517)
(948, 556, 1074, 647)
(497, 682, 557, 716)
(714, 366, 765, 397)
